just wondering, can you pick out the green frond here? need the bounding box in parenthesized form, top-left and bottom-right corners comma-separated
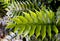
(6, 9, 59, 40)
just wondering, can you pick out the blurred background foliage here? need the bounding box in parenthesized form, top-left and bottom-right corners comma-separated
(0, 0, 60, 17)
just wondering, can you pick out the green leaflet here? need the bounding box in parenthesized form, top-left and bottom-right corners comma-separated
(20, 2, 25, 10)
(28, 0, 34, 9)
(23, 2, 27, 9)
(47, 25, 51, 39)
(45, 10, 50, 18)
(35, 9, 43, 24)
(49, 9, 55, 21)
(23, 25, 31, 37)
(14, 1, 18, 9)
(41, 25, 46, 40)
(41, 10, 47, 23)
(45, 9, 54, 22)
(35, 25, 41, 38)
(25, 1, 30, 9)
(37, 11, 43, 23)
(52, 25, 58, 34)
(18, 25, 25, 35)
(23, 12, 33, 23)
(16, 1, 21, 10)
(12, 17, 22, 24)
(14, 25, 19, 33)
(17, 16, 28, 24)
(29, 10, 38, 23)
(34, 9, 40, 14)
(6, 22, 15, 29)
(29, 25, 36, 37)
(45, 10, 52, 23)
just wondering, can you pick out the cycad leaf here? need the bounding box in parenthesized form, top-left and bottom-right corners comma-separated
(25, 1, 30, 9)
(37, 11, 43, 23)
(23, 12, 33, 23)
(22, 2, 27, 9)
(14, 25, 19, 33)
(18, 25, 25, 35)
(29, 25, 36, 37)
(45, 10, 50, 18)
(20, 2, 25, 10)
(12, 17, 22, 24)
(49, 9, 55, 22)
(52, 25, 58, 34)
(47, 25, 51, 39)
(35, 25, 41, 38)
(6, 22, 15, 29)
(41, 25, 46, 40)
(13, 1, 19, 10)
(41, 10, 47, 23)
(35, 9, 43, 23)
(17, 16, 28, 24)
(23, 25, 31, 37)
(29, 10, 38, 23)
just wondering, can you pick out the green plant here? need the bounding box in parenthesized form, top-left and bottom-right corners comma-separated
(6, 8, 59, 40)
(5, 0, 60, 41)
(0, 0, 60, 41)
